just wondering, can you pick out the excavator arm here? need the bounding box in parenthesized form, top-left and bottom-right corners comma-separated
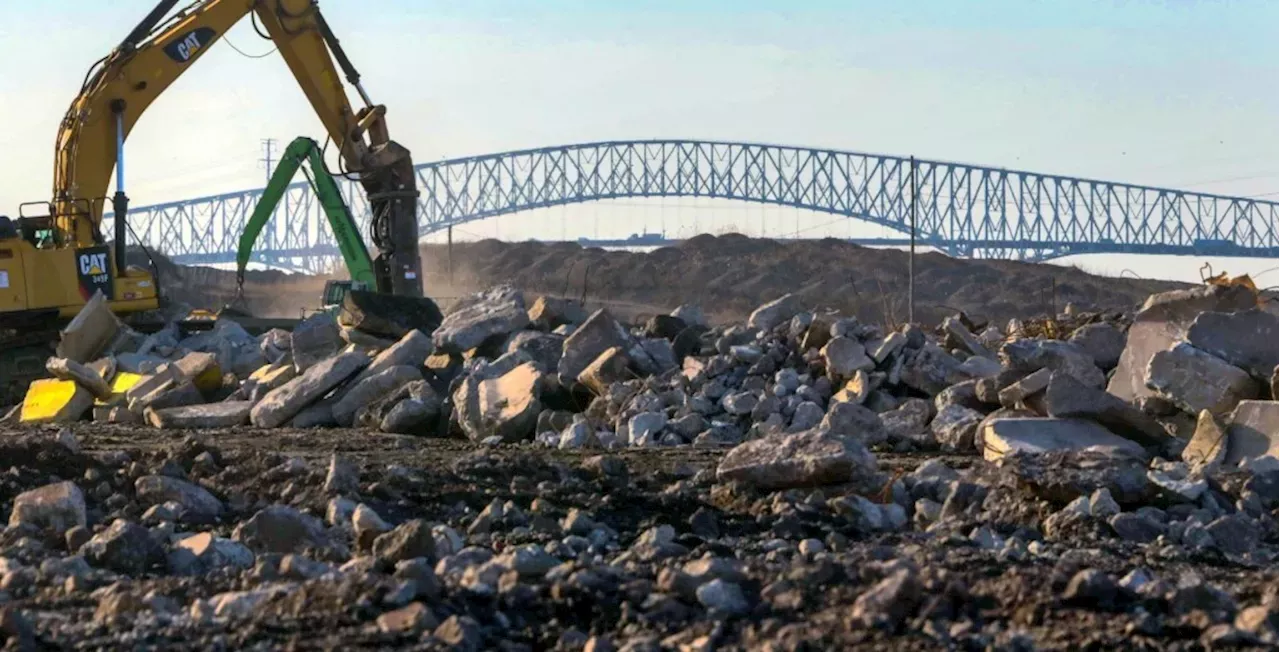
(53, 0, 421, 296)
(235, 136, 377, 291)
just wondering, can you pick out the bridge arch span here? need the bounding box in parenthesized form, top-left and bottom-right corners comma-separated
(110, 139, 1278, 270)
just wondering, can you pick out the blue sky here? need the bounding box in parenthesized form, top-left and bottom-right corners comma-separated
(0, 1, 1276, 283)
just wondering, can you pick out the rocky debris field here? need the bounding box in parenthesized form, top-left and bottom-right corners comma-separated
(418, 235, 1195, 325)
(0, 273, 1277, 649)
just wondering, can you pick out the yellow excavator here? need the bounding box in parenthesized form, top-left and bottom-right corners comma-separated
(0, 0, 425, 403)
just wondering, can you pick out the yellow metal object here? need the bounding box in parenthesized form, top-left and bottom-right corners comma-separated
(1200, 263, 1262, 306)
(96, 371, 143, 406)
(20, 378, 92, 424)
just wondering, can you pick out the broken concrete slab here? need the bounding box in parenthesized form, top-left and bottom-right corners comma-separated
(432, 285, 529, 354)
(8, 481, 85, 535)
(172, 352, 222, 394)
(831, 370, 872, 405)
(250, 351, 370, 428)
(1068, 322, 1127, 370)
(997, 368, 1051, 408)
(932, 404, 984, 452)
(716, 427, 879, 491)
(45, 357, 111, 399)
(747, 294, 803, 332)
(1108, 284, 1257, 402)
(1182, 410, 1229, 470)
(243, 361, 297, 403)
(346, 329, 432, 388)
(1185, 309, 1279, 380)
(339, 290, 444, 340)
(129, 378, 203, 415)
(900, 345, 966, 396)
(957, 355, 1002, 380)
(578, 346, 631, 396)
(56, 290, 121, 363)
(821, 337, 874, 381)
(943, 316, 995, 360)
(453, 361, 543, 442)
(1028, 372, 1171, 447)
(821, 400, 888, 445)
(504, 331, 565, 374)
(145, 401, 252, 429)
(868, 332, 906, 364)
(355, 380, 441, 432)
(1146, 343, 1262, 415)
(999, 339, 1104, 388)
(981, 417, 1146, 462)
(1222, 400, 1279, 468)
(557, 309, 634, 384)
(332, 365, 423, 427)
(291, 312, 345, 374)
(20, 379, 93, 424)
(291, 402, 338, 429)
(527, 296, 588, 331)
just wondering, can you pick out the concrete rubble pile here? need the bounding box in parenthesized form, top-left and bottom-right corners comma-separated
(0, 283, 1275, 647)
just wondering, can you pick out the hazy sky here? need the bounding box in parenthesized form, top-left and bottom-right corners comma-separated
(1, 1, 1276, 284)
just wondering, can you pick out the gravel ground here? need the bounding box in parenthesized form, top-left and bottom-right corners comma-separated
(0, 424, 1273, 651)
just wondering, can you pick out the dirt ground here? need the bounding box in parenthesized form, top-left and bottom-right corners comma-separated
(0, 424, 1273, 650)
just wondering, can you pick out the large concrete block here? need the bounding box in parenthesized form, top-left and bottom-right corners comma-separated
(982, 417, 1146, 462)
(56, 291, 121, 363)
(431, 285, 528, 354)
(1108, 284, 1256, 402)
(1185, 309, 1278, 380)
(557, 309, 634, 384)
(146, 401, 252, 429)
(250, 351, 370, 428)
(453, 361, 543, 442)
(1146, 343, 1262, 415)
(1223, 400, 1279, 467)
(1028, 372, 1170, 447)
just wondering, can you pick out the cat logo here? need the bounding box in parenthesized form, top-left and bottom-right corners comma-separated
(74, 246, 114, 300)
(79, 251, 107, 277)
(163, 27, 216, 63)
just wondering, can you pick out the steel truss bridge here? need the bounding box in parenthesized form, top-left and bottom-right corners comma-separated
(104, 139, 1278, 273)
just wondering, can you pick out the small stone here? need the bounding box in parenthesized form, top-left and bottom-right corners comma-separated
(377, 601, 436, 635)
(81, 520, 161, 575)
(717, 428, 879, 491)
(695, 579, 750, 615)
(134, 475, 223, 523)
(1108, 513, 1164, 543)
(232, 505, 328, 554)
(324, 454, 360, 495)
(373, 519, 438, 566)
(8, 481, 86, 535)
(1062, 569, 1119, 608)
(434, 615, 484, 652)
(850, 569, 921, 629)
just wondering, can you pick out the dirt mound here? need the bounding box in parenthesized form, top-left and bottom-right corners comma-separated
(420, 235, 1188, 325)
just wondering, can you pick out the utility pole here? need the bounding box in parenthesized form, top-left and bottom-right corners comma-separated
(908, 156, 917, 324)
(447, 225, 454, 288)
(258, 138, 277, 185)
(259, 138, 278, 247)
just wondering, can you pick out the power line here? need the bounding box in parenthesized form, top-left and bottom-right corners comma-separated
(224, 36, 276, 59)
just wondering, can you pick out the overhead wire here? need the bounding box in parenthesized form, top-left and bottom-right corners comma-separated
(223, 36, 276, 59)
